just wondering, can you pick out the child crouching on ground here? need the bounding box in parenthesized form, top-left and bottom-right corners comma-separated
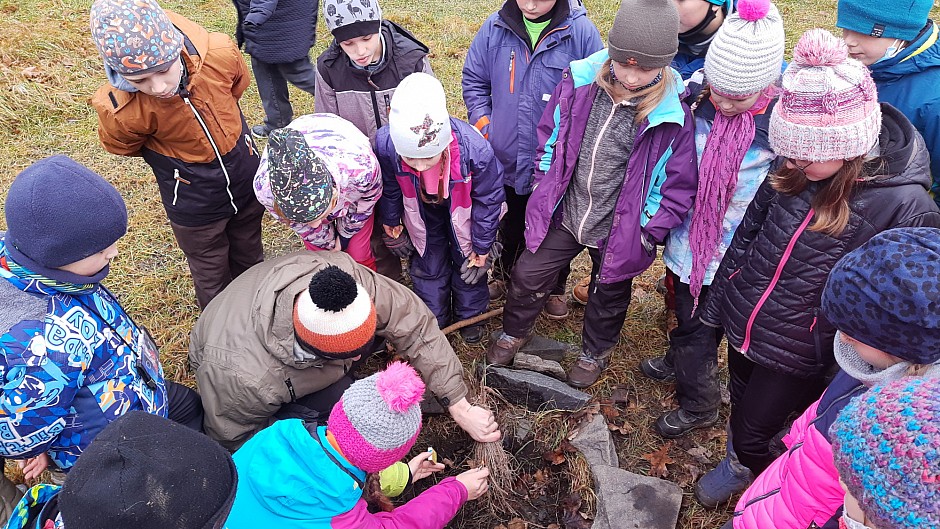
(377, 73, 505, 345)
(224, 362, 490, 528)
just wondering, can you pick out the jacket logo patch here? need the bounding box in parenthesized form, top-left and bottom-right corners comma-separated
(871, 24, 885, 37)
(410, 114, 443, 149)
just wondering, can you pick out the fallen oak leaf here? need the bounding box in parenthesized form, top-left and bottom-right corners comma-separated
(641, 442, 676, 478)
(686, 444, 712, 464)
(608, 420, 634, 435)
(599, 403, 622, 421)
(542, 449, 567, 465)
(507, 518, 526, 529)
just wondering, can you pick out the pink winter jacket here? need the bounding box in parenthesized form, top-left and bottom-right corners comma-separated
(731, 372, 865, 529)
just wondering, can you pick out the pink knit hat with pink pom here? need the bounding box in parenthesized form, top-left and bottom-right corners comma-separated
(770, 28, 881, 162)
(328, 362, 425, 473)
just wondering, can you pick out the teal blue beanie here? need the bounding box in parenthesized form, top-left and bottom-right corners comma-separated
(837, 0, 933, 41)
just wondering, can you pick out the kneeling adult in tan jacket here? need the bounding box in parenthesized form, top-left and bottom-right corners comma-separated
(189, 251, 499, 450)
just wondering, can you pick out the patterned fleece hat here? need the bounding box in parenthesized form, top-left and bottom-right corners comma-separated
(324, 0, 382, 41)
(388, 73, 452, 159)
(328, 361, 425, 473)
(89, 0, 184, 76)
(267, 127, 335, 224)
(294, 265, 377, 360)
(837, 0, 933, 41)
(704, 0, 785, 97)
(822, 227, 940, 365)
(770, 28, 881, 162)
(60, 411, 237, 529)
(831, 376, 940, 529)
(607, 0, 679, 68)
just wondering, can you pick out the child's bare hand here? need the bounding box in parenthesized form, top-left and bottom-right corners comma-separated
(330, 234, 342, 252)
(455, 466, 490, 500)
(467, 252, 488, 268)
(383, 224, 404, 239)
(407, 451, 445, 483)
(18, 453, 51, 481)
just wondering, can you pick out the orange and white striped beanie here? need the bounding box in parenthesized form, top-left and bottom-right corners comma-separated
(293, 266, 377, 359)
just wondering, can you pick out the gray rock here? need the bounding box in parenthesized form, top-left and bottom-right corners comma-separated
(489, 332, 573, 362)
(482, 366, 591, 411)
(570, 414, 619, 467)
(514, 418, 533, 442)
(513, 352, 567, 380)
(591, 465, 683, 529)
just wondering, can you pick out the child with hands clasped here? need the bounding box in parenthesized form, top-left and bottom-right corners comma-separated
(486, 0, 698, 388)
(646, 0, 785, 438)
(377, 73, 505, 345)
(694, 29, 940, 507)
(253, 114, 382, 270)
(224, 362, 489, 529)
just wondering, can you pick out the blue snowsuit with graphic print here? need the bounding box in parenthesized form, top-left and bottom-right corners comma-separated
(0, 238, 167, 470)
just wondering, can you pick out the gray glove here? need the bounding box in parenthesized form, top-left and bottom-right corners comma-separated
(382, 230, 416, 259)
(459, 242, 503, 285)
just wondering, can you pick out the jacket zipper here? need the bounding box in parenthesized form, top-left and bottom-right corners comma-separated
(576, 98, 620, 242)
(182, 95, 238, 215)
(367, 76, 383, 132)
(172, 169, 181, 206)
(740, 209, 815, 353)
(533, 25, 571, 53)
(509, 50, 516, 94)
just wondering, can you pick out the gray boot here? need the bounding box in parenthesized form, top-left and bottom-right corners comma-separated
(694, 426, 753, 508)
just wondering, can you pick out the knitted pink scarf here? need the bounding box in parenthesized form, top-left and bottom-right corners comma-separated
(688, 95, 769, 313)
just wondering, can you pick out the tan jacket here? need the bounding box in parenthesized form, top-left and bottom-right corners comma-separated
(188, 251, 468, 451)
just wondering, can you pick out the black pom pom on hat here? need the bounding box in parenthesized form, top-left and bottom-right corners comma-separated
(308, 265, 359, 312)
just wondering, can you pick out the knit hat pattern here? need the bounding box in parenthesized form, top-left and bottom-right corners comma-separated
(328, 361, 425, 472)
(837, 0, 933, 41)
(324, 0, 382, 41)
(822, 227, 940, 364)
(831, 376, 940, 529)
(607, 0, 679, 69)
(89, 0, 183, 76)
(388, 73, 452, 159)
(294, 266, 377, 359)
(4, 155, 127, 269)
(770, 28, 881, 162)
(267, 127, 335, 224)
(704, 0, 785, 97)
(59, 411, 238, 529)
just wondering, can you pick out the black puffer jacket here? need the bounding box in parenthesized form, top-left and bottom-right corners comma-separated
(233, 0, 317, 64)
(702, 104, 940, 378)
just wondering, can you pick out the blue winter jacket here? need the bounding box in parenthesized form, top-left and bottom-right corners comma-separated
(868, 20, 940, 208)
(462, 0, 603, 195)
(0, 238, 168, 470)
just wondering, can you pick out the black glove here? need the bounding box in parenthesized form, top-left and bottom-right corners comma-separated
(382, 230, 416, 259)
(459, 242, 503, 285)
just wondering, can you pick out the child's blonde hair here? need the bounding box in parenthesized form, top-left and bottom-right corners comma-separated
(595, 59, 677, 124)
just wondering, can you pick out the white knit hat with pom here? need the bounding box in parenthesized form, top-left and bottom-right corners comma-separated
(388, 73, 452, 159)
(704, 0, 785, 96)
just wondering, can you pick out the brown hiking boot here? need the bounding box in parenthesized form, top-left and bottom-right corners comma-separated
(486, 332, 531, 366)
(488, 279, 506, 301)
(566, 352, 610, 388)
(543, 294, 569, 320)
(572, 276, 590, 305)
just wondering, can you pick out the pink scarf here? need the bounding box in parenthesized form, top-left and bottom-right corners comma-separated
(688, 94, 770, 313)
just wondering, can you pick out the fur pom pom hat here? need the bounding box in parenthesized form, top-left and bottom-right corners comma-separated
(770, 28, 881, 162)
(704, 0, 785, 97)
(328, 361, 425, 472)
(293, 266, 377, 360)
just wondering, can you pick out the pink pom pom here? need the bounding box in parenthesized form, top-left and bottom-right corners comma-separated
(737, 0, 770, 22)
(793, 28, 848, 67)
(375, 361, 426, 413)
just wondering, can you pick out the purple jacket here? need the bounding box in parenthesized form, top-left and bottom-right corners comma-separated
(462, 0, 603, 194)
(377, 118, 505, 257)
(527, 49, 698, 283)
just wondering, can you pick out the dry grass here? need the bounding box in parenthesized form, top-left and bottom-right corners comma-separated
(4, 0, 940, 526)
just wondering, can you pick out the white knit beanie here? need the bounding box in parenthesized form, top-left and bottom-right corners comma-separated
(704, 0, 785, 96)
(388, 73, 452, 159)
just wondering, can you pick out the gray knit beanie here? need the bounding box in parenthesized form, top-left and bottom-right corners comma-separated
(607, 0, 679, 68)
(324, 0, 382, 42)
(704, 0, 785, 96)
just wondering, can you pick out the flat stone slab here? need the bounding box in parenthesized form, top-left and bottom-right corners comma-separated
(591, 465, 683, 529)
(489, 332, 573, 362)
(513, 352, 567, 380)
(570, 414, 619, 468)
(482, 365, 591, 411)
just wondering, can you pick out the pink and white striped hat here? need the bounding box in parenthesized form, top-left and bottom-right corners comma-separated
(770, 28, 881, 162)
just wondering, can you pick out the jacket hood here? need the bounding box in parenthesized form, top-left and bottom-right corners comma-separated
(322, 20, 428, 70)
(865, 103, 932, 190)
(230, 421, 363, 523)
(869, 21, 940, 82)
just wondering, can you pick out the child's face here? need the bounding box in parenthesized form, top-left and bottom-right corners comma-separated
(516, 0, 556, 20)
(784, 158, 845, 181)
(672, 0, 718, 33)
(840, 333, 904, 372)
(710, 91, 762, 117)
(842, 29, 900, 66)
(402, 153, 443, 172)
(339, 33, 383, 67)
(611, 62, 661, 91)
(58, 242, 119, 276)
(122, 57, 183, 98)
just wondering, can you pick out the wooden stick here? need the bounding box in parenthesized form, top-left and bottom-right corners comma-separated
(441, 308, 504, 335)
